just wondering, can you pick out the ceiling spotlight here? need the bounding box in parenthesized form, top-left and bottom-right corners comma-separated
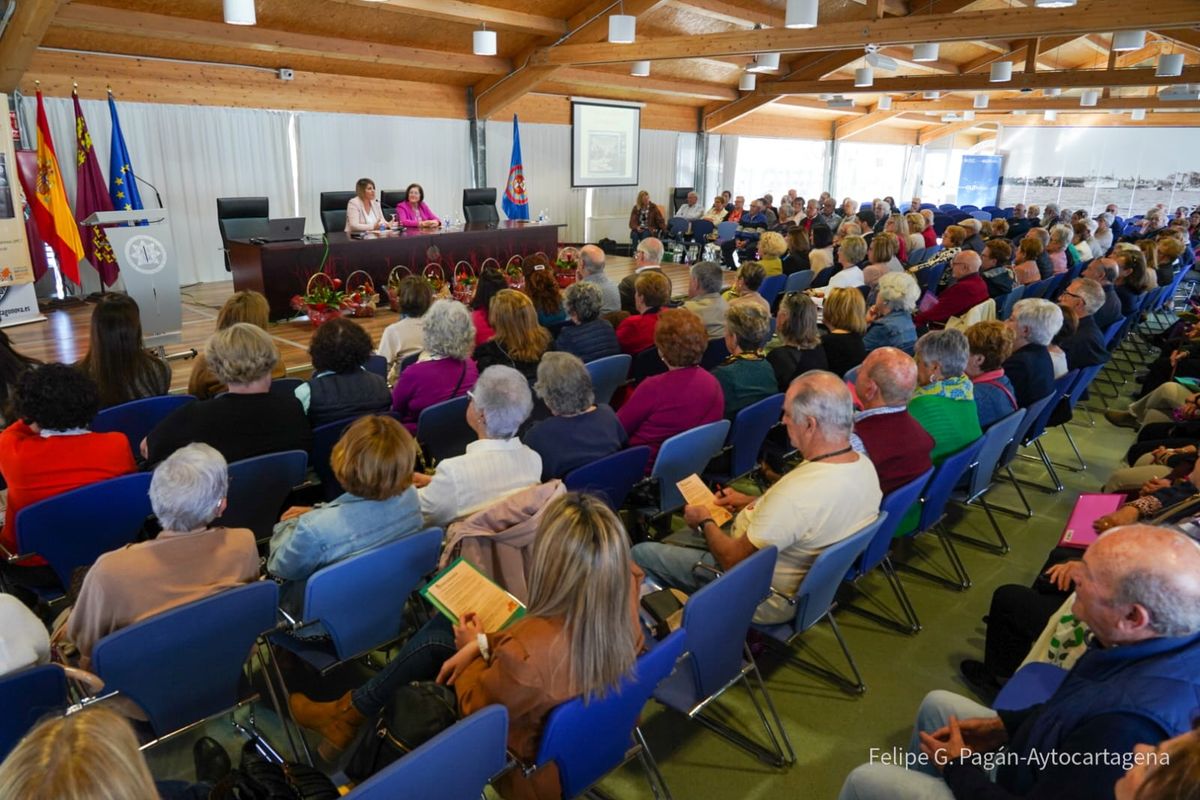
(747, 52, 781, 72)
(1131, 108, 1146, 120)
(827, 96, 854, 108)
(990, 61, 1013, 82)
(855, 67, 874, 88)
(912, 43, 939, 62)
(924, 90, 941, 99)
(974, 93, 990, 109)
(473, 26, 497, 56)
(1157, 53, 1185, 77)
(785, 0, 818, 29)
(608, 13, 636, 43)
(864, 47, 899, 71)
(1034, 0, 1076, 6)
(223, 0, 256, 25)
(877, 95, 893, 110)
(1044, 87, 1062, 97)
(1112, 30, 1146, 52)
(1160, 84, 1200, 101)
(738, 72, 757, 91)
(630, 60, 650, 77)
(1080, 89, 1100, 106)
(1044, 110, 1058, 121)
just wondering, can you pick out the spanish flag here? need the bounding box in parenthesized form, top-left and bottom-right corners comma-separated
(32, 91, 84, 287)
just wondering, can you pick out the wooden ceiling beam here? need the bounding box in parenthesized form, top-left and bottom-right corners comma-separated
(849, 0, 910, 17)
(891, 95, 1200, 111)
(52, 3, 510, 75)
(529, 0, 1200, 65)
(834, 109, 901, 140)
(1153, 28, 1200, 54)
(554, 67, 738, 101)
(327, 0, 566, 35)
(663, 0, 783, 28)
(877, 46, 961, 74)
(0, 0, 67, 92)
(1003, 111, 1200, 127)
(917, 118, 980, 145)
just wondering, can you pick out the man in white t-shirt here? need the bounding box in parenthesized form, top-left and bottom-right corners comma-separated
(676, 191, 705, 221)
(632, 371, 882, 624)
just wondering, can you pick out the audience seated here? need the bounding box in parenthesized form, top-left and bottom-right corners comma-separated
(474, 290, 552, 383)
(1002, 298, 1063, 407)
(0, 365, 137, 605)
(554, 281, 620, 364)
(919, 209, 938, 248)
(63, 443, 258, 668)
(852, 348, 935, 495)
(905, 212, 928, 255)
(617, 309, 723, 466)
(526, 269, 567, 328)
(959, 218, 985, 255)
(378, 275, 432, 382)
(683, 261, 729, 338)
(1029, 228, 1055, 279)
(820, 288, 868, 378)
(909, 329, 983, 464)
(616, 271, 670, 355)
(391, 299, 479, 433)
(415, 365, 541, 528)
(768, 292, 828, 391)
(469, 268, 508, 346)
(0, 330, 38, 430)
(781, 227, 812, 276)
(525, 353, 626, 480)
(828, 236, 867, 289)
(1055, 277, 1110, 371)
(910, 225, 965, 278)
(618, 237, 666, 314)
(1114, 248, 1155, 317)
(756, 232, 787, 277)
(1115, 724, 1200, 800)
(575, 244, 621, 315)
(1047, 224, 1073, 275)
(630, 189, 666, 246)
(702, 194, 728, 225)
(868, 232, 904, 275)
(75, 293, 171, 409)
(964, 321, 1018, 429)
(188, 290, 286, 399)
(864, 272, 920, 354)
(980, 239, 1015, 299)
(633, 371, 881, 624)
(1072, 220, 1094, 262)
(1013, 237, 1043, 286)
(722, 261, 770, 314)
(143, 324, 311, 466)
(914, 251, 989, 329)
(290, 492, 642, 800)
(883, 215, 910, 262)
(712, 303, 775, 419)
(296, 318, 391, 426)
(0, 593, 49, 676)
(808, 224, 835, 273)
(268, 416, 423, 619)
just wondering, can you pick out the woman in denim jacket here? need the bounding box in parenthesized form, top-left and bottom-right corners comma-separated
(268, 415, 424, 622)
(863, 271, 920, 355)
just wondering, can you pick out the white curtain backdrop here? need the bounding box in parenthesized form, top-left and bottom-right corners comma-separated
(21, 96, 295, 287)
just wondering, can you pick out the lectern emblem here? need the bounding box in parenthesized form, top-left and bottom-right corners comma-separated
(126, 235, 167, 275)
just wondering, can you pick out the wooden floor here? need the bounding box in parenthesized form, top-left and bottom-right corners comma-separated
(7, 255, 701, 393)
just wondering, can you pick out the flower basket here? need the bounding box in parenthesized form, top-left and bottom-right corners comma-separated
(385, 265, 413, 312)
(344, 270, 380, 318)
(452, 261, 477, 305)
(424, 264, 450, 299)
(553, 247, 579, 289)
(503, 255, 525, 291)
(290, 272, 346, 328)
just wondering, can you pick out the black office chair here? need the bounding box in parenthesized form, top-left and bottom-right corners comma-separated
(320, 191, 357, 234)
(462, 188, 500, 225)
(671, 187, 693, 215)
(381, 190, 406, 222)
(216, 197, 269, 271)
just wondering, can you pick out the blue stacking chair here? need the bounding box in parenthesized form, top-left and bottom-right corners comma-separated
(948, 409, 1026, 555)
(92, 394, 196, 456)
(269, 377, 305, 398)
(217, 450, 308, 542)
(700, 337, 730, 370)
(907, 246, 926, 265)
(90, 581, 283, 748)
(1049, 364, 1106, 469)
(1019, 370, 1077, 493)
(715, 221, 738, 243)
(753, 515, 885, 693)
(959, 204, 979, 212)
(784, 270, 815, 293)
(987, 390, 1059, 518)
(654, 546, 795, 767)
(690, 219, 715, 242)
(528, 628, 685, 799)
(270, 528, 442, 673)
(949, 212, 970, 224)
(844, 471, 932, 634)
(932, 214, 954, 236)
(364, 354, 388, 378)
(645, 420, 731, 519)
(1024, 276, 1056, 300)
(348, 706, 509, 799)
(667, 216, 689, 241)
(563, 446, 650, 511)
(311, 412, 402, 500)
(997, 284, 1026, 321)
(982, 206, 1004, 218)
(706, 393, 784, 484)
(14, 472, 154, 602)
(993, 663, 1067, 711)
(920, 203, 938, 211)
(416, 395, 474, 466)
(897, 438, 986, 591)
(916, 261, 948, 293)
(758, 274, 786, 308)
(970, 210, 992, 221)
(0, 664, 69, 761)
(585, 354, 632, 406)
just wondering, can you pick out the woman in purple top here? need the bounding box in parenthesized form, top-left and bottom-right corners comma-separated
(394, 183, 442, 229)
(617, 308, 724, 470)
(391, 300, 478, 433)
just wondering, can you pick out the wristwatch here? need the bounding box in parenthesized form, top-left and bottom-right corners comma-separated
(476, 632, 491, 663)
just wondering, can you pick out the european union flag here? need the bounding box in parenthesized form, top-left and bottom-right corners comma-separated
(502, 114, 529, 221)
(108, 92, 143, 213)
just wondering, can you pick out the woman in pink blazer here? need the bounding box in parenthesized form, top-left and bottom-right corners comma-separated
(345, 178, 394, 234)
(394, 183, 442, 229)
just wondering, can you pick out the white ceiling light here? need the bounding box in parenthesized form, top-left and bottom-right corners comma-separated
(1157, 53, 1185, 77)
(473, 26, 497, 56)
(1160, 84, 1200, 101)
(738, 72, 757, 91)
(223, 0, 256, 25)
(990, 61, 1013, 82)
(747, 52, 781, 72)
(1131, 108, 1146, 120)
(964, 110, 976, 121)
(827, 96, 854, 108)
(877, 95, 893, 110)
(941, 113, 960, 122)
(924, 90, 941, 99)
(1044, 109, 1058, 121)
(608, 13, 636, 43)
(1034, 0, 1076, 6)
(973, 93, 990, 109)
(864, 47, 899, 71)
(912, 43, 940, 62)
(1112, 30, 1146, 52)
(1080, 89, 1100, 106)
(1044, 87, 1062, 97)
(1013, 110, 1027, 115)
(855, 67, 874, 87)
(630, 60, 650, 77)
(818, 93, 834, 101)
(785, 0, 818, 29)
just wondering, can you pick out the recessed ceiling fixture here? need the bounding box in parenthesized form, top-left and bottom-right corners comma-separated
(990, 62, 1013, 82)
(1157, 53, 1185, 77)
(855, 67, 874, 87)
(738, 72, 757, 91)
(1044, 110, 1058, 121)
(974, 93, 989, 109)
(473, 25, 497, 56)
(1112, 30, 1146, 51)
(630, 60, 650, 77)
(1080, 89, 1100, 106)
(785, 0, 818, 29)
(877, 95, 893, 110)
(924, 90, 940, 99)
(1044, 87, 1062, 97)
(912, 43, 940, 62)
(1160, 84, 1200, 101)
(1131, 109, 1146, 120)
(223, 0, 256, 25)
(608, 6, 636, 44)
(1034, 0, 1076, 7)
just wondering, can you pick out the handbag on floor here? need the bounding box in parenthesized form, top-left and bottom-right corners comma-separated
(345, 681, 460, 781)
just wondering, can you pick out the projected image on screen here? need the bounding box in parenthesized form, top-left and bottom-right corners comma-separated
(572, 102, 640, 187)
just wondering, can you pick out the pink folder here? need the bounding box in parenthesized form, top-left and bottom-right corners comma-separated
(1058, 493, 1125, 549)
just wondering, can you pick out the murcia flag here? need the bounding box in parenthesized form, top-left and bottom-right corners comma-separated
(73, 91, 119, 286)
(502, 114, 529, 221)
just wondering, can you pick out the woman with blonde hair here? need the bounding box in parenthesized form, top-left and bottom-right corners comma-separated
(756, 231, 787, 276)
(904, 212, 927, 254)
(821, 287, 868, 377)
(0, 706, 159, 800)
(290, 492, 642, 800)
(189, 290, 288, 399)
(869, 231, 904, 273)
(884, 212, 910, 262)
(629, 190, 665, 246)
(474, 289, 552, 382)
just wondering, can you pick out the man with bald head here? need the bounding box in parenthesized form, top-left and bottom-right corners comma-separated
(841, 524, 1200, 800)
(633, 371, 881, 624)
(852, 348, 934, 494)
(914, 250, 989, 329)
(575, 244, 620, 314)
(1082, 257, 1122, 331)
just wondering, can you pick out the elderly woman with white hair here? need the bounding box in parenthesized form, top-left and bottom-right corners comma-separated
(63, 443, 260, 668)
(413, 365, 542, 528)
(142, 323, 311, 467)
(1047, 223, 1074, 275)
(1002, 297, 1063, 408)
(391, 299, 479, 433)
(864, 271, 920, 354)
(524, 352, 627, 480)
(909, 329, 983, 465)
(554, 281, 620, 365)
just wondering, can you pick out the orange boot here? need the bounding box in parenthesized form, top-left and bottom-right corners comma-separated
(288, 690, 366, 760)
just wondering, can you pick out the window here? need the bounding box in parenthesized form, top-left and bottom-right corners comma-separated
(834, 142, 909, 207)
(733, 137, 828, 206)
